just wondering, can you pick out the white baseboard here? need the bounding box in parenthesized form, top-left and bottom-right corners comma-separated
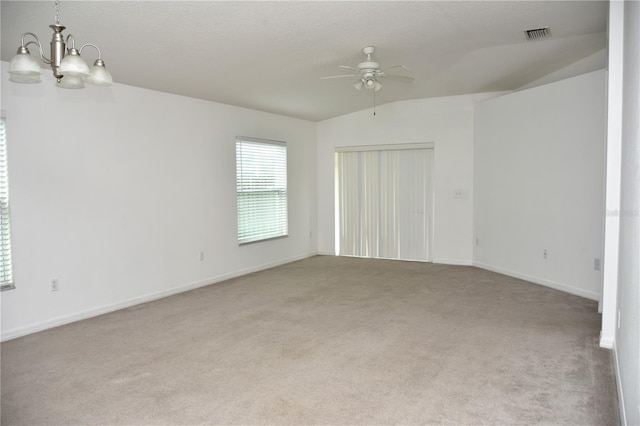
(612, 341, 627, 426)
(472, 261, 600, 301)
(433, 258, 473, 266)
(317, 251, 336, 256)
(600, 333, 614, 349)
(1, 252, 318, 342)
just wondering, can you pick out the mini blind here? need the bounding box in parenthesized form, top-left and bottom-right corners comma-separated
(236, 137, 287, 244)
(0, 117, 14, 290)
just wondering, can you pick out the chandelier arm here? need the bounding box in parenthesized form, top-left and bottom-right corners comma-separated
(79, 43, 102, 59)
(64, 34, 76, 49)
(20, 33, 53, 64)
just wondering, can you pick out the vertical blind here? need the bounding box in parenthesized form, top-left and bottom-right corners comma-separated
(236, 137, 288, 244)
(336, 147, 432, 262)
(0, 117, 13, 289)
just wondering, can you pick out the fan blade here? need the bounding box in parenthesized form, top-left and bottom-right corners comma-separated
(320, 74, 358, 80)
(382, 65, 410, 72)
(382, 74, 415, 81)
(338, 65, 360, 71)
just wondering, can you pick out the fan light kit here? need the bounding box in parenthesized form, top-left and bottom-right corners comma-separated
(8, 0, 112, 89)
(321, 46, 414, 93)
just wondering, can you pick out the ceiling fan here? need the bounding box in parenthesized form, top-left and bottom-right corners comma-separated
(321, 46, 414, 91)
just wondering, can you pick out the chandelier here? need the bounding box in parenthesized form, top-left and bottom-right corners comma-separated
(8, 0, 112, 89)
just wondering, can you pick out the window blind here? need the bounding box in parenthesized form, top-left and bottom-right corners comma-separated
(0, 117, 14, 289)
(336, 148, 433, 262)
(236, 137, 287, 244)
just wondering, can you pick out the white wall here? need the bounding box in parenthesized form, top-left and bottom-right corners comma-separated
(316, 93, 501, 265)
(615, 1, 640, 424)
(474, 70, 606, 300)
(0, 62, 317, 340)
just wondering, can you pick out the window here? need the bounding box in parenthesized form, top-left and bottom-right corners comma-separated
(0, 116, 14, 291)
(236, 137, 287, 244)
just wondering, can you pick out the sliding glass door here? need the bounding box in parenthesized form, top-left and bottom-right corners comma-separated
(336, 145, 433, 262)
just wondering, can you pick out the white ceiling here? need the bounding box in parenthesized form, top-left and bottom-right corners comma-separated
(1, 1, 607, 122)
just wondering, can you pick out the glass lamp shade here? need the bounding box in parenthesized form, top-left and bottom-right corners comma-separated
(9, 73, 42, 84)
(85, 60, 112, 86)
(374, 81, 382, 92)
(8, 51, 42, 83)
(56, 75, 85, 89)
(58, 52, 90, 77)
(365, 78, 376, 89)
(353, 80, 364, 91)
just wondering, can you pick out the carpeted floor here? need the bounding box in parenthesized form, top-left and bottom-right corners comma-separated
(1, 255, 619, 425)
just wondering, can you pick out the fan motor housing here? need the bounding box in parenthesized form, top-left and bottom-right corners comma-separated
(358, 61, 380, 70)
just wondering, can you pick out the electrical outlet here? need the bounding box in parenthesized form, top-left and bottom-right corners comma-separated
(199, 251, 204, 261)
(543, 249, 548, 259)
(594, 258, 601, 271)
(50, 279, 59, 292)
(453, 189, 464, 199)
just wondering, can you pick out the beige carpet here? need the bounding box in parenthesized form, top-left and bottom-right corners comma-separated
(1, 255, 619, 425)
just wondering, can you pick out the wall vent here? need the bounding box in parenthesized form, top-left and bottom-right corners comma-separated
(524, 27, 551, 40)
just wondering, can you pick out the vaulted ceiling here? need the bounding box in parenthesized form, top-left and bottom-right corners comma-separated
(1, 1, 607, 121)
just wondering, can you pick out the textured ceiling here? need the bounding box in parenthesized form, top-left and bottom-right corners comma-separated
(1, 1, 607, 121)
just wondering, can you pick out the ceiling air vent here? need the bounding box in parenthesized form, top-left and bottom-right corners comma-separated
(524, 27, 551, 40)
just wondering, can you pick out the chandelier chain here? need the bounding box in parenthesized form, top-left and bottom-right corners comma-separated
(55, 0, 60, 25)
